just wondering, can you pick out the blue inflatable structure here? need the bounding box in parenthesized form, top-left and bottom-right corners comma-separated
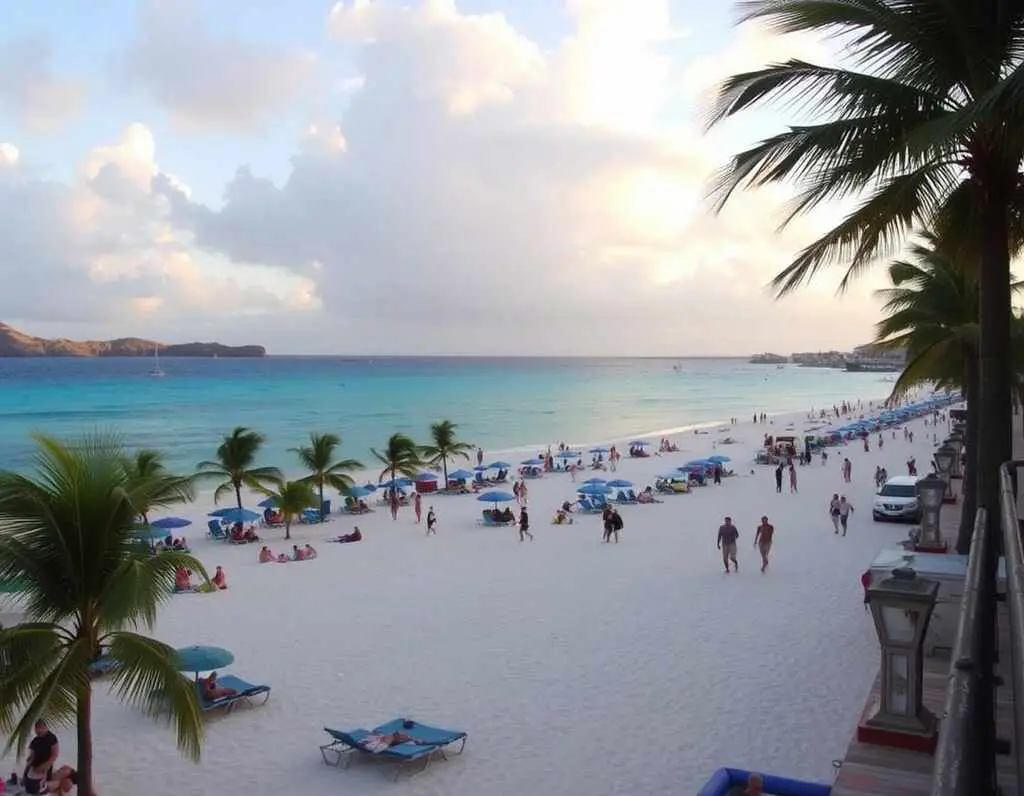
(697, 767, 831, 796)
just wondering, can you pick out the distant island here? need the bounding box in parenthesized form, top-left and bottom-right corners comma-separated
(0, 323, 265, 358)
(750, 344, 905, 372)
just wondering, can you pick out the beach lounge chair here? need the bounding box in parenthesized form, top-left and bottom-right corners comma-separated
(478, 510, 514, 527)
(613, 490, 638, 505)
(198, 675, 271, 713)
(319, 718, 467, 778)
(206, 520, 228, 540)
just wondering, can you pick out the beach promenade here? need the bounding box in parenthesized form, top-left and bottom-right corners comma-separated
(831, 429, 1022, 796)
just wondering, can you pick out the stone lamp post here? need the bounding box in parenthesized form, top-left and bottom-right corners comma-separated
(913, 475, 947, 553)
(946, 432, 964, 479)
(858, 567, 940, 752)
(932, 445, 957, 504)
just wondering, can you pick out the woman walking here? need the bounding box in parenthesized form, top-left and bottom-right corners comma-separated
(518, 507, 533, 542)
(414, 492, 422, 524)
(828, 494, 841, 534)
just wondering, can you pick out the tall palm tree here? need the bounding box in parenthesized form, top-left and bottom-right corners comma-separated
(707, 0, 1024, 540)
(122, 449, 194, 526)
(257, 480, 316, 541)
(0, 434, 207, 796)
(421, 420, 473, 487)
(195, 427, 282, 511)
(290, 433, 363, 520)
(371, 433, 423, 519)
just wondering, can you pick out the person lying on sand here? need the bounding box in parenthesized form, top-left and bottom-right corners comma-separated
(200, 671, 237, 701)
(211, 566, 228, 590)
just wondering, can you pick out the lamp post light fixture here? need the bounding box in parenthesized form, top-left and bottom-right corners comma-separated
(932, 445, 957, 504)
(857, 567, 940, 752)
(913, 475, 947, 553)
(946, 433, 964, 479)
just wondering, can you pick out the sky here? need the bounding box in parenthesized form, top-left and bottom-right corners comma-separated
(0, 0, 889, 356)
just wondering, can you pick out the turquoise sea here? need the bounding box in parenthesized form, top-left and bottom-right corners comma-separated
(0, 357, 894, 474)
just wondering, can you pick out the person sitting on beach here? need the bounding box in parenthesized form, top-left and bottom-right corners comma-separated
(173, 568, 193, 592)
(200, 671, 237, 702)
(745, 772, 764, 796)
(243, 526, 259, 542)
(172, 537, 187, 550)
(334, 527, 363, 543)
(258, 546, 275, 563)
(211, 566, 228, 590)
(500, 507, 515, 523)
(43, 765, 83, 794)
(292, 545, 305, 561)
(637, 486, 661, 504)
(552, 508, 572, 525)
(303, 544, 318, 559)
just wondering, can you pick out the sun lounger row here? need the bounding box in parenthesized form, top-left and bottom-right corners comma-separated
(320, 718, 467, 779)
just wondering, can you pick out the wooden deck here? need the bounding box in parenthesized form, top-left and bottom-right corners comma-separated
(831, 457, 1019, 795)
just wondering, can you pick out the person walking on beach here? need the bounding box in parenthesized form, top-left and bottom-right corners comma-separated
(788, 462, 797, 493)
(754, 516, 774, 573)
(426, 506, 437, 536)
(476, 447, 483, 466)
(717, 516, 739, 573)
(774, 462, 783, 493)
(414, 492, 422, 524)
(602, 505, 614, 543)
(519, 478, 529, 505)
(389, 490, 400, 521)
(829, 494, 842, 533)
(518, 507, 533, 542)
(842, 457, 852, 483)
(609, 508, 623, 543)
(838, 496, 854, 536)
(713, 463, 722, 485)
(513, 480, 521, 503)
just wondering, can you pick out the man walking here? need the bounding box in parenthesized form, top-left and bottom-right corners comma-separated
(838, 496, 854, 536)
(774, 463, 783, 493)
(426, 506, 437, 536)
(717, 516, 739, 573)
(754, 515, 774, 573)
(518, 506, 533, 542)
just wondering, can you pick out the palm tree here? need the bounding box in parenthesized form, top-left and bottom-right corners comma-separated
(0, 433, 207, 796)
(290, 433, 363, 520)
(257, 480, 316, 540)
(122, 449, 194, 526)
(707, 0, 1024, 540)
(421, 420, 473, 487)
(371, 433, 423, 519)
(195, 427, 282, 511)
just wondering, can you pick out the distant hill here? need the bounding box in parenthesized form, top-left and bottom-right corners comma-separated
(0, 323, 265, 358)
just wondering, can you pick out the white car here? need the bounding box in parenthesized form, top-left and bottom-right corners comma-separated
(872, 475, 923, 522)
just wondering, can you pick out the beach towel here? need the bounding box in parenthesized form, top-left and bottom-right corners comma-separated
(360, 734, 393, 754)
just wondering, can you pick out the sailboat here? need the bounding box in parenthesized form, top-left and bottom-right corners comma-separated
(149, 344, 165, 378)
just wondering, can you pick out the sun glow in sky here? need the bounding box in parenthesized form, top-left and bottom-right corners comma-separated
(0, 0, 891, 355)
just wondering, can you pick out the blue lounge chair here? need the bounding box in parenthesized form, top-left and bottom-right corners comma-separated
(320, 718, 467, 778)
(576, 498, 603, 514)
(206, 520, 228, 540)
(193, 674, 271, 714)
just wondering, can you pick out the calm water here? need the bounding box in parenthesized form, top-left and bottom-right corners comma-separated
(0, 357, 893, 474)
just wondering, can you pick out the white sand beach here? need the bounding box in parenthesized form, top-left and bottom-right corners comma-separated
(0, 396, 958, 795)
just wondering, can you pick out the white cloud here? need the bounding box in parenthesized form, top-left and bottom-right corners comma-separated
(0, 124, 318, 335)
(111, 0, 317, 133)
(0, 36, 85, 132)
(157, 0, 884, 354)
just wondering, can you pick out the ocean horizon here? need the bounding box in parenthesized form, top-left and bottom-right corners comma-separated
(0, 356, 898, 475)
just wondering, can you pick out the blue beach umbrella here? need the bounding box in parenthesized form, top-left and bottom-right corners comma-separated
(556, 451, 577, 459)
(346, 486, 372, 499)
(582, 477, 607, 485)
(521, 458, 544, 466)
(686, 459, 714, 468)
(707, 455, 731, 464)
(151, 516, 192, 530)
(607, 479, 633, 488)
(487, 461, 512, 470)
(578, 483, 611, 496)
(174, 645, 235, 676)
(448, 469, 475, 480)
(131, 526, 173, 542)
(477, 490, 516, 504)
(588, 447, 609, 454)
(379, 477, 413, 490)
(414, 471, 440, 482)
(361, 482, 379, 492)
(257, 497, 278, 509)
(208, 507, 261, 523)
(629, 440, 651, 447)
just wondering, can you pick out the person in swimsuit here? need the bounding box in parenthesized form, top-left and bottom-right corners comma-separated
(754, 516, 774, 573)
(829, 494, 841, 533)
(200, 671, 237, 701)
(717, 516, 739, 573)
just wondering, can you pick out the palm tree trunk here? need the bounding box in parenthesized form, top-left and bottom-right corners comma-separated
(77, 684, 94, 796)
(957, 355, 980, 553)
(318, 481, 325, 521)
(234, 482, 243, 512)
(442, 456, 449, 487)
(977, 195, 1013, 551)
(285, 519, 291, 540)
